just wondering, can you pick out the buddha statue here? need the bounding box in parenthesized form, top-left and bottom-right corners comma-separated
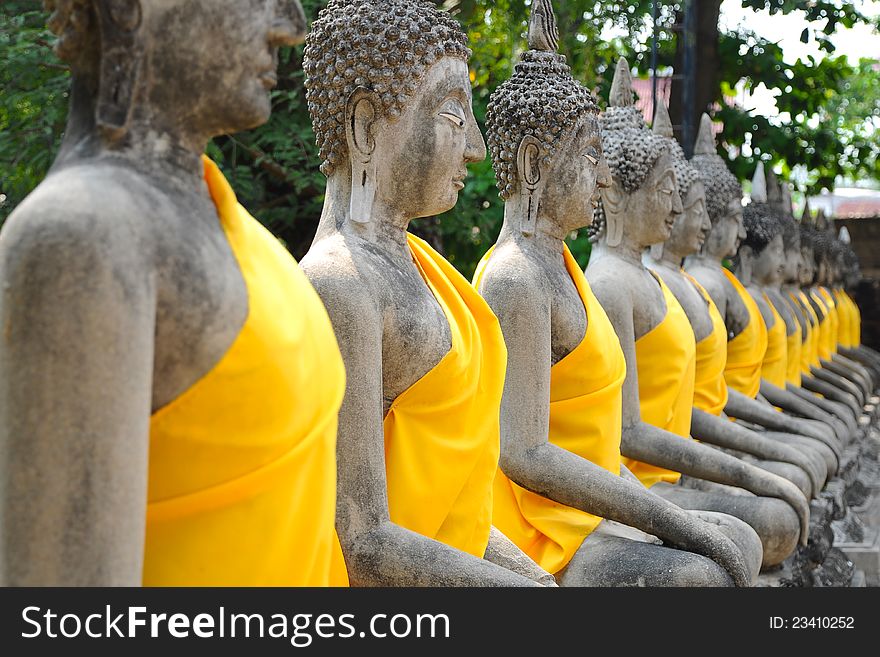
(834, 239, 879, 377)
(0, 0, 349, 587)
(300, 0, 552, 587)
(472, 1, 760, 587)
(740, 171, 862, 433)
(763, 174, 873, 417)
(585, 59, 808, 569)
(644, 103, 822, 500)
(684, 116, 847, 469)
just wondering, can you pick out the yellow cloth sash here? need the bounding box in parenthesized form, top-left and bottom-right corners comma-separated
(630, 273, 696, 488)
(799, 290, 822, 368)
(834, 289, 855, 349)
(761, 292, 788, 388)
(473, 244, 626, 574)
(381, 233, 506, 558)
(722, 269, 768, 398)
(819, 287, 840, 353)
(144, 158, 346, 586)
(812, 289, 833, 360)
(847, 291, 862, 346)
(790, 291, 815, 376)
(785, 320, 803, 386)
(684, 272, 729, 416)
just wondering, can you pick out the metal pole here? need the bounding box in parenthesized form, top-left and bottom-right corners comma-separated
(682, 0, 697, 156)
(652, 1, 659, 119)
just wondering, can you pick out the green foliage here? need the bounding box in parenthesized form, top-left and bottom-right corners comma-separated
(1, 0, 878, 277)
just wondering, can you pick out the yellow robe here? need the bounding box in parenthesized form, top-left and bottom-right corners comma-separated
(144, 157, 346, 586)
(791, 291, 817, 375)
(722, 269, 768, 399)
(761, 292, 788, 388)
(819, 287, 840, 353)
(835, 289, 853, 349)
(812, 289, 833, 360)
(800, 290, 822, 368)
(381, 233, 506, 558)
(785, 323, 803, 387)
(473, 244, 626, 575)
(847, 292, 862, 346)
(685, 272, 729, 416)
(629, 273, 696, 488)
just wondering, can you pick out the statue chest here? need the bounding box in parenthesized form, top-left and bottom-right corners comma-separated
(380, 269, 453, 412)
(549, 271, 587, 365)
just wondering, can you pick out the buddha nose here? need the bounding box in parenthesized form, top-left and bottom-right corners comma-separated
(271, 0, 308, 47)
(596, 158, 612, 189)
(671, 188, 683, 214)
(464, 114, 487, 164)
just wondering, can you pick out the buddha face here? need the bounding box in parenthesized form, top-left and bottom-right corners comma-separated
(608, 151, 681, 249)
(146, 0, 306, 137)
(799, 245, 816, 285)
(540, 114, 609, 233)
(705, 199, 744, 259)
(368, 57, 486, 220)
(665, 181, 710, 257)
(752, 233, 785, 286)
(782, 239, 801, 283)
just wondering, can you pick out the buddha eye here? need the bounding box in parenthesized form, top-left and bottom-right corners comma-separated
(439, 112, 465, 128)
(659, 188, 673, 196)
(439, 99, 466, 128)
(582, 154, 599, 166)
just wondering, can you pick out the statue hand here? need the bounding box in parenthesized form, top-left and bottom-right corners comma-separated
(682, 515, 753, 587)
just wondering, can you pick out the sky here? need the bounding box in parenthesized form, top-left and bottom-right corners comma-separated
(719, 0, 880, 117)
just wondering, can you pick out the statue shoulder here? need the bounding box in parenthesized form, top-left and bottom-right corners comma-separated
(478, 244, 551, 315)
(0, 166, 151, 281)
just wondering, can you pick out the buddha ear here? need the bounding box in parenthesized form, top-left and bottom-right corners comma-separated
(516, 135, 544, 236)
(94, 0, 144, 139)
(345, 88, 380, 224)
(601, 181, 626, 247)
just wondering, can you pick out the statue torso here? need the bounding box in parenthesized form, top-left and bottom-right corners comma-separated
(302, 231, 452, 414)
(649, 262, 714, 343)
(764, 287, 797, 335)
(588, 255, 668, 339)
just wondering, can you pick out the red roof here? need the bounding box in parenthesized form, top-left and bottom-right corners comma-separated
(833, 199, 880, 219)
(632, 76, 732, 136)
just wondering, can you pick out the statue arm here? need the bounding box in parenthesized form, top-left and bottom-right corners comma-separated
(690, 408, 821, 495)
(724, 388, 837, 443)
(484, 527, 557, 586)
(305, 270, 538, 587)
(481, 270, 752, 585)
(687, 267, 728, 320)
(0, 200, 155, 585)
(759, 381, 844, 457)
(589, 280, 808, 545)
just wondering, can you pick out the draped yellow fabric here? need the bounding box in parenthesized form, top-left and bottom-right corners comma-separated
(834, 289, 852, 349)
(785, 322, 803, 386)
(473, 244, 626, 575)
(144, 158, 346, 587)
(684, 272, 729, 416)
(790, 291, 815, 376)
(812, 290, 833, 360)
(848, 292, 862, 346)
(761, 293, 788, 388)
(722, 269, 768, 398)
(799, 290, 822, 368)
(630, 273, 696, 488)
(381, 233, 506, 558)
(820, 287, 840, 354)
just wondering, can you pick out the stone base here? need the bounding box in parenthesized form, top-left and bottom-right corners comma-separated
(836, 528, 880, 587)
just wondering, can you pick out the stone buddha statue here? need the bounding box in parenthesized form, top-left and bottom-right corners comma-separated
(585, 59, 808, 569)
(0, 0, 350, 587)
(760, 172, 872, 419)
(684, 116, 847, 467)
(739, 171, 862, 435)
(644, 103, 822, 500)
(834, 239, 879, 377)
(300, 0, 551, 587)
(472, 0, 760, 587)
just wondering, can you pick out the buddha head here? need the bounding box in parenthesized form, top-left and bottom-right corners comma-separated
(798, 223, 818, 286)
(689, 114, 744, 260)
(842, 242, 861, 290)
(648, 101, 707, 262)
(779, 215, 801, 284)
(304, 0, 485, 226)
(740, 180, 785, 286)
(810, 227, 832, 286)
(485, 0, 606, 236)
(45, 0, 306, 148)
(588, 58, 681, 248)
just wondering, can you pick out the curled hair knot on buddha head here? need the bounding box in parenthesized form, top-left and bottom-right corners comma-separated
(689, 114, 742, 225)
(485, 0, 598, 201)
(304, 0, 471, 176)
(586, 58, 670, 243)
